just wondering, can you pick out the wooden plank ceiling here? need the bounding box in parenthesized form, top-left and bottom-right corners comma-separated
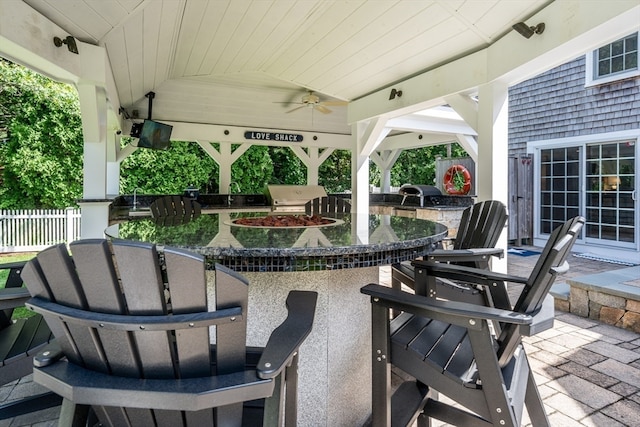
(22, 0, 551, 134)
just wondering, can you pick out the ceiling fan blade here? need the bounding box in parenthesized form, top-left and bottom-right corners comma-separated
(314, 105, 332, 114)
(274, 101, 303, 106)
(319, 100, 348, 106)
(286, 105, 307, 114)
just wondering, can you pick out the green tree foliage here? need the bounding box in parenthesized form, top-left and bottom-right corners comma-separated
(119, 141, 219, 194)
(0, 59, 83, 208)
(319, 149, 351, 193)
(230, 145, 274, 193)
(269, 146, 305, 185)
(1, 59, 468, 206)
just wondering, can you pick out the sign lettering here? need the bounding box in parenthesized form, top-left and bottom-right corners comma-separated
(244, 131, 303, 142)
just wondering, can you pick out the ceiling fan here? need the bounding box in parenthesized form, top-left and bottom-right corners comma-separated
(282, 91, 347, 114)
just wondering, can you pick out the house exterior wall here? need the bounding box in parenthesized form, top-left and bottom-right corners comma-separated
(509, 56, 640, 158)
(507, 52, 640, 263)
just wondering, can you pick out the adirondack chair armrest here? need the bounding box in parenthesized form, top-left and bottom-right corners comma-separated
(33, 341, 64, 367)
(425, 247, 504, 263)
(521, 295, 555, 336)
(0, 287, 31, 310)
(0, 261, 28, 270)
(33, 360, 275, 411)
(412, 260, 528, 286)
(361, 284, 532, 328)
(257, 291, 318, 379)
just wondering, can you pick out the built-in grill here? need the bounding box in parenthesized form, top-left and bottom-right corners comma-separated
(398, 184, 442, 207)
(267, 185, 328, 213)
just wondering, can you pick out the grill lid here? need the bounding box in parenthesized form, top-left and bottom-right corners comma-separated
(267, 185, 327, 212)
(398, 184, 442, 196)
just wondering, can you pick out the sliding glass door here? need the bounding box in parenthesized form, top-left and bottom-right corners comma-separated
(539, 147, 581, 234)
(585, 141, 636, 246)
(539, 140, 636, 248)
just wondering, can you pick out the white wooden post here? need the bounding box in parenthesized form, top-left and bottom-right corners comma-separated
(477, 82, 509, 272)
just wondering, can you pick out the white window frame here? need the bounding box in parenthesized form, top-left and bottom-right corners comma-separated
(585, 32, 639, 87)
(527, 130, 640, 262)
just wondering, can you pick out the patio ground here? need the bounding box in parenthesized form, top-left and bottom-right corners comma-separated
(2, 249, 640, 426)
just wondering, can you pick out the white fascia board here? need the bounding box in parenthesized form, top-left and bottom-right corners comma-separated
(376, 133, 456, 152)
(0, 1, 112, 87)
(0, 1, 80, 83)
(168, 122, 353, 150)
(494, 2, 640, 86)
(386, 114, 477, 136)
(348, 1, 640, 124)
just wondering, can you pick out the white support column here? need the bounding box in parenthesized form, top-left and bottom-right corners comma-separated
(454, 134, 478, 162)
(352, 119, 391, 213)
(370, 149, 402, 192)
(477, 82, 509, 272)
(106, 132, 121, 196)
(290, 146, 335, 185)
(106, 161, 120, 196)
(76, 82, 111, 239)
(196, 141, 250, 192)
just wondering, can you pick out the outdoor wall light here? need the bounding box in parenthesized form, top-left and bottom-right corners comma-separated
(389, 88, 403, 100)
(512, 22, 545, 39)
(53, 36, 79, 54)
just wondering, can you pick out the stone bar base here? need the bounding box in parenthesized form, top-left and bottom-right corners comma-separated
(370, 205, 465, 237)
(207, 267, 378, 426)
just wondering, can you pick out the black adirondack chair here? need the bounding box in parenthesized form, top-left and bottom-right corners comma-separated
(150, 195, 201, 225)
(21, 239, 317, 427)
(0, 261, 59, 419)
(362, 216, 584, 427)
(304, 196, 351, 215)
(391, 200, 507, 305)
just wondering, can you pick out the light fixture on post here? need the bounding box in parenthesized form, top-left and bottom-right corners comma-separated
(389, 88, 403, 100)
(512, 22, 545, 39)
(53, 36, 79, 54)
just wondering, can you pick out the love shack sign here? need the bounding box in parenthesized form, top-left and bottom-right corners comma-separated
(244, 131, 303, 142)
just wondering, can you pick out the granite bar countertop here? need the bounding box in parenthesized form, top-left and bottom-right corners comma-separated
(105, 211, 447, 272)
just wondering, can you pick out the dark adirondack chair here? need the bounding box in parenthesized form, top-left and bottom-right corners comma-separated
(362, 216, 584, 427)
(150, 195, 201, 225)
(304, 196, 351, 215)
(391, 200, 507, 305)
(0, 261, 59, 419)
(21, 239, 317, 427)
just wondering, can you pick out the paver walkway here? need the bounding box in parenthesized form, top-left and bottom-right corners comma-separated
(2, 249, 639, 426)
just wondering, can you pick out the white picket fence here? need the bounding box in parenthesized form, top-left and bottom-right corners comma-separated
(0, 208, 81, 253)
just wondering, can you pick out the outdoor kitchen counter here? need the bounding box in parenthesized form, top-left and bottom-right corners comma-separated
(104, 211, 447, 427)
(104, 211, 447, 272)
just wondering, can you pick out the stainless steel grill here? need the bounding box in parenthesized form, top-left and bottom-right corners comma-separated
(267, 185, 327, 213)
(398, 184, 442, 207)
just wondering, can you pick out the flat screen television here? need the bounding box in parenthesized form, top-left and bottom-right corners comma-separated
(136, 119, 172, 150)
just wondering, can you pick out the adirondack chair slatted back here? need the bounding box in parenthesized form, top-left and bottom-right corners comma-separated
(453, 200, 507, 251)
(0, 261, 60, 417)
(497, 216, 584, 365)
(391, 200, 507, 302)
(20, 239, 251, 426)
(150, 196, 201, 218)
(305, 196, 351, 215)
(0, 262, 27, 327)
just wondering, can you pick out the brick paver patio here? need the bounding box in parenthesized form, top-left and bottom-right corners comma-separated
(2, 250, 639, 426)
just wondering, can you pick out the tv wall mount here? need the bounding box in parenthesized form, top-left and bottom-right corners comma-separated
(129, 92, 155, 138)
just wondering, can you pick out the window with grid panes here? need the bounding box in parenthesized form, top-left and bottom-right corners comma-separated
(585, 141, 635, 243)
(587, 33, 639, 86)
(539, 147, 581, 235)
